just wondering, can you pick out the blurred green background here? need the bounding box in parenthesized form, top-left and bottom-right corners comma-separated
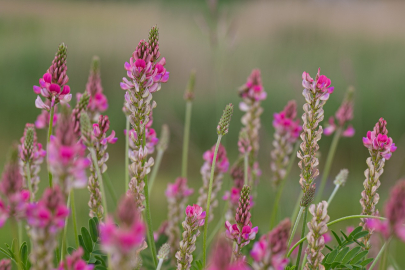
(1, 0, 405, 266)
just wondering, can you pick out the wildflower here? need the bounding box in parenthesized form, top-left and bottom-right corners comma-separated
(304, 201, 329, 270)
(19, 124, 46, 200)
(34, 43, 71, 110)
(35, 101, 59, 129)
(165, 177, 194, 254)
(27, 186, 69, 270)
(324, 87, 355, 137)
(157, 243, 171, 261)
(121, 27, 169, 210)
(270, 100, 302, 187)
(360, 118, 396, 247)
(298, 69, 333, 195)
(223, 163, 245, 221)
(251, 219, 290, 270)
(57, 247, 94, 270)
(100, 195, 146, 269)
(84, 115, 117, 220)
(175, 204, 206, 270)
(126, 126, 158, 157)
(71, 92, 90, 136)
(0, 259, 11, 270)
(225, 185, 258, 260)
(48, 107, 90, 196)
(198, 144, 229, 222)
(238, 69, 266, 186)
(217, 104, 234, 136)
(0, 145, 30, 226)
(208, 235, 249, 270)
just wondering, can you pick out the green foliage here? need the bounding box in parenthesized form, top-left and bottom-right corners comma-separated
(0, 241, 31, 270)
(322, 226, 374, 270)
(191, 260, 203, 270)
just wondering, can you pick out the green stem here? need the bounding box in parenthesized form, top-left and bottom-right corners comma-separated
(24, 163, 34, 202)
(369, 237, 391, 270)
(207, 201, 229, 246)
(11, 219, 22, 270)
(327, 184, 340, 205)
(244, 154, 248, 186)
(315, 128, 342, 203)
(286, 215, 387, 258)
(70, 190, 79, 247)
(295, 207, 308, 269)
(61, 194, 70, 260)
(149, 149, 164, 193)
(156, 259, 164, 270)
(270, 142, 299, 229)
(291, 191, 303, 222)
(47, 105, 55, 187)
(389, 254, 400, 270)
(89, 148, 108, 219)
(288, 206, 304, 250)
(181, 101, 193, 178)
(202, 135, 223, 267)
(301, 256, 307, 270)
(102, 172, 118, 207)
(125, 116, 130, 191)
(143, 135, 158, 267)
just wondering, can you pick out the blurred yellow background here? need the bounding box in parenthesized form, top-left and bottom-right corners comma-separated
(1, 0, 405, 265)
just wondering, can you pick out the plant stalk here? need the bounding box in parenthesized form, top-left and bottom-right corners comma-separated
(156, 258, 164, 270)
(202, 135, 222, 267)
(102, 172, 118, 207)
(47, 105, 55, 187)
(369, 237, 391, 270)
(295, 207, 308, 269)
(149, 149, 164, 193)
(244, 154, 249, 186)
(89, 147, 108, 219)
(181, 101, 193, 178)
(11, 219, 23, 270)
(327, 184, 340, 205)
(24, 163, 34, 202)
(287, 206, 304, 250)
(70, 190, 79, 247)
(61, 194, 71, 260)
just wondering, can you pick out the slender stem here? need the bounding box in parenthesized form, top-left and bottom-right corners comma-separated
(369, 237, 391, 270)
(61, 194, 71, 260)
(181, 101, 193, 178)
(18, 222, 22, 249)
(125, 116, 130, 191)
(102, 172, 118, 207)
(389, 254, 400, 270)
(47, 105, 55, 187)
(295, 207, 308, 269)
(70, 190, 79, 247)
(11, 219, 22, 270)
(379, 243, 388, 270)
(291, 191, 303, 222)
(301, 256, 307, 270)
(149, 149, 164, 193)
(202, 135, 223, 267)
(143, 135, 158, 267)
(288, 206, 304, 250)
(244, 154, 249, 186)
(89, 148, 108, 219)
(24, 163, 34, 202)
(315, 128, 342, 202)
(286, 215, 387, 258)
(327, 184, 340, 205)
(156, 259, 164, 270)
(270, 142, 299, 229)
(207, 201, 229, 246)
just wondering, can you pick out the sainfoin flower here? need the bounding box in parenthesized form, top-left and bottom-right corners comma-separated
(175, 204, 206, 270)
(208, 235, 249, 270)
(35, 101, 59, 129)
(223, 163, 245, 222)
(48, 107, 90, 196)
(366, 179, 405, 242)
(270, 100, 302, 187)
(251, 219, 290, 270)
(100, 195, 146, 269)
(0, 259, 11, 270)
(26, 186, 69, 270)
(57, 247, 94, 270)
(197, 144, 229, 222)
(34, 43, 72, 110)
(360, 118, 396, 247)
(165, 177, 194, 254)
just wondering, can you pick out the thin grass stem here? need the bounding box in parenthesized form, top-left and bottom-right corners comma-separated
(181, 101, 192, 178)
(47, 105, 55, 187)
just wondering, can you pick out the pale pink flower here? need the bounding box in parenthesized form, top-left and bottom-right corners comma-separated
(239, 69, 266, 102)
(35, 101, 59, 129)
(57, 247, 94, 270)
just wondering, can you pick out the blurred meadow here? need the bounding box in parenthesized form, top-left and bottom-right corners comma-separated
(1, 0, 405, 264)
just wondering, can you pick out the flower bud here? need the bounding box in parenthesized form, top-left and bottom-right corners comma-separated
(217, 103, 233, 136)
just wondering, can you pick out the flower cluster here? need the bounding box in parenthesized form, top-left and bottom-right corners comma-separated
(270, 100, 302, 187)
(324, 87, 355, 137)
(238, 69, 266, 185)
(225, 185, 258, 260)
(360, 118, 396, 247)
(84, 115, 117, 220)
(298, 69, 333, 195)
(100, 195, 146, 269)
(26, 186, 69, 270)
(126, 118, 158, 156)
(304, 201, 330, 270)
(175, 204, 206, 270)
(121, 26, 169, 210)
(34, 43, 72, 110)
(19, 124, 46, 200)
(165, 177, 194, 254)
(49, 108, 90, 196)
(71, 92, 90, 136)
(35, 101, 59, 129)
(198, 144, 229, 222)
(0, 145, 30, 226)
(85, 56, 108, 121)
(251, 219, 290, 270)
(57, 247, 94, 270)
(208, 236, 249, 270)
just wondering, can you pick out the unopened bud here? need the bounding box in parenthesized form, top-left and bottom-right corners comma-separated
(217, 103, 233, 136)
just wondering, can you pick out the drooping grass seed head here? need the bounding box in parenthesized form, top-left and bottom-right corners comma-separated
(217, 103, 233, 136)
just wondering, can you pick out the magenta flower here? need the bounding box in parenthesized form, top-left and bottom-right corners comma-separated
(57, 247, 94, 270)
(272, 100, 302, 141)
(166, 177, 194, 199)
(125, 127, 158, 155)
(0, 259, 11, 270)
(362, 119, 396, 160)
(208, 236, 249, 270)
(225, 221, 258, 246)
(185, 204, 206, 226)
(203, 144, 229, 173)
(302, 68, 334, 100)
(239, 69, 266, 102)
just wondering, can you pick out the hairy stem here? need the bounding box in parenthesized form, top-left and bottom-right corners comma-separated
(149, 149, 164, 193)
(125, 116, 130, 191)
(288, 206, 304, 250)
(156, 258, 164, 270)
(202, 135, 223, 267)
(47, 105, 55, 187)
(315, 127, 342, 202)
(270, 142, 299, 229)
(295, 207, 308, 269)
(181, 101, 193, 178)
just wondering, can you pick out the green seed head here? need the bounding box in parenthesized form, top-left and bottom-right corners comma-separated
(217, 103, 233, 136)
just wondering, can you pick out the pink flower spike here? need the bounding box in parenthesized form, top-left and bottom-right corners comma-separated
(342, 125, 355, 137)
(61, 85, 70, 95)
(49, 83, 61, 94)
(106, 131, 118, 144)
(33, 85, 41, 94)
(43, 73, 52, 83)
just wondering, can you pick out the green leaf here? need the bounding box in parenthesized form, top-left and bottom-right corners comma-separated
(94, 266, 108, 270)
(67, 247, 76, 255)
(78, 235, 90, 261)
(0, 247, 12, 258)
(348, 227, 363, 239)
(81, 227, 94, 253)
(343, 264, 353, 269)
(353, 231, 369, 240)
(335, 247, 350, 263)
(331, 231, 342, 246)
(342, 246, 361, 264)
(19, 242, 28, 266)
(326, 249, 338, 264)
(340, 231, 349, 241)
(89, 218, 99, 242)
(350, 250, 368, 264)
(95, 255, 107, 267)
(359, 258, 374, 267)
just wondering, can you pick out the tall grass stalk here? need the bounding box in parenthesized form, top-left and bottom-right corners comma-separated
(181, 101, 193, 178)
